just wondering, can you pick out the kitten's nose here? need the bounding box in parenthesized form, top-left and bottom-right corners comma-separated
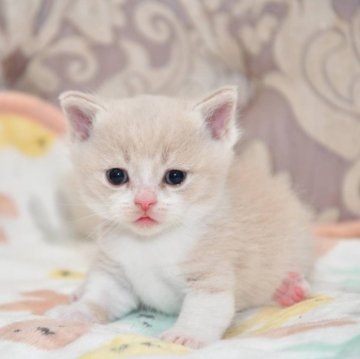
(134, 188, 157, 211)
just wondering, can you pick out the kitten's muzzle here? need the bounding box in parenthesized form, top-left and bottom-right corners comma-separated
(134, 188, 157, 212)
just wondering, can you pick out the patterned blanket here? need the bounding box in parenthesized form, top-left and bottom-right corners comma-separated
(0, 238, 359, 358)
(1, 93, 360, 358)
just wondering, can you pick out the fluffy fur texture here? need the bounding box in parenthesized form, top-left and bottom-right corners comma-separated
(47, 87, 314, 348)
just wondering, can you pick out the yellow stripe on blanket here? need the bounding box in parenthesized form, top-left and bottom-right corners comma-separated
(49, 269, 85, 280)
(80, 334, 190, 358)
(225, 294, 333, 338)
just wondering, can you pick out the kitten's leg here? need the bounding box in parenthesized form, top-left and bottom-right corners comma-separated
(47, 259, 138, 323)
(274, 272, 311, 307)
(160, 291, 234, 349)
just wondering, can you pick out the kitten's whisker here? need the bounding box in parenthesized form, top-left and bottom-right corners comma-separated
(79, 225, 101, 242)
(60, 203, 94, 208)
(98, 222, 120, 240)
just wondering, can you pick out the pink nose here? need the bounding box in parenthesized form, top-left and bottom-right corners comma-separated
(134, 188, 157, 211)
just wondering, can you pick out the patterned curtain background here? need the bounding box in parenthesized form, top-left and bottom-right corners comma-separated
(0, 0, 359, 222)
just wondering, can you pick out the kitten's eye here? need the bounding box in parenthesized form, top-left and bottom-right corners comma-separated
(164, 170, 186, 186)
(106, 168, 129, 186)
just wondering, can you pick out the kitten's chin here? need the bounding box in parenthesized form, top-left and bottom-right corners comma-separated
(128, 222, 166, 237)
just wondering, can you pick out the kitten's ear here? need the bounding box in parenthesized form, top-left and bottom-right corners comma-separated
(193, 86, 239, 145)
(59, 91, 105, 141)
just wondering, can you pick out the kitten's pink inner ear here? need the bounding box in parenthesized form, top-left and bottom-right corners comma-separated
(67, 107, 93, 141)
(60, 92, 103, 141)
(194, 88, 237, 140)
(207, 102, 234, 139)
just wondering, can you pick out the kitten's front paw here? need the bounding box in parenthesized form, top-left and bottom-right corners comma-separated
(46, 302, 104, 324)
(160, 328, 206, 349)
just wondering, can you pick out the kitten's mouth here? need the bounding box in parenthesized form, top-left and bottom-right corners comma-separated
(135, 216, 158, 226)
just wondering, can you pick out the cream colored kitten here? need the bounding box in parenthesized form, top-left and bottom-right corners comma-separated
(47, 87, 314, 348)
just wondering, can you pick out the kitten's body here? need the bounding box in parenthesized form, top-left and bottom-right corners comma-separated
(48, 88, 314, 348)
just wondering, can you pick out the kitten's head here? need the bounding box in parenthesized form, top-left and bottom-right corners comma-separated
(61, 87, 240, 237)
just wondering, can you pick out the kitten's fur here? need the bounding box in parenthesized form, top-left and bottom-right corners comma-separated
(48, 87, 314, 348)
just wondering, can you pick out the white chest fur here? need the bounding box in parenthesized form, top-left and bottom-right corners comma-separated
(101, 225, 202, 314)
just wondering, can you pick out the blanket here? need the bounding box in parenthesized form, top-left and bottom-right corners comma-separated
(1, 92, 360, 358)
(0, 239, 359, 358)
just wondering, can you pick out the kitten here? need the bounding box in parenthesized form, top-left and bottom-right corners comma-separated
(47, 87, 314, 348)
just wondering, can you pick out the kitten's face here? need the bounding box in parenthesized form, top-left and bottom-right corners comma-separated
(62, 88, 239, 237)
